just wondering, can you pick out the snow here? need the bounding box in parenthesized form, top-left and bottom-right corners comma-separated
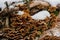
(0, 0, 59, 20)
(44, 0, 60, 7)
(51, 28, 60, 37)
(9, 5, 14, 9)
(31, 10, 50, 20)
(0, 0, 60, 9)
(0, 0, 24, 10)
(17, 11, 24, 15)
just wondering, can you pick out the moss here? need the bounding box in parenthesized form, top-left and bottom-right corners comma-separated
(54, 11, 59, 16)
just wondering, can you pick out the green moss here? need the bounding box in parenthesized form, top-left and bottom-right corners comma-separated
(54, 11, 59, 16)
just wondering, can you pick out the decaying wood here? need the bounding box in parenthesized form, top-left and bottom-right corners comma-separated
(30, 0, 50, 8)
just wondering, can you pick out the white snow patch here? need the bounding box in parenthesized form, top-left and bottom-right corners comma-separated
(9, 5, 14, 9)
(31, 10, 50, 20)
(17, 11, 24, 15)
(51, 28, 60, 37)
(44, 0, 60, 7)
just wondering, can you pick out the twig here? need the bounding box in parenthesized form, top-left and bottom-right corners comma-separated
(25, 0, 30, 10)
(50, 31, 54, 36)
(4, 1, 9, 9)
(5, 17, 9, 27)
(4, 1, 9, 27)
